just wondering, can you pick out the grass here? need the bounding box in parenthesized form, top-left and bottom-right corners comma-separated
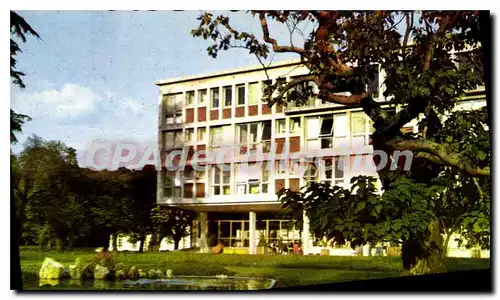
(20, 247, 490, 289)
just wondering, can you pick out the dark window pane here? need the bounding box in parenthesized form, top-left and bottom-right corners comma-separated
(237, 85, 245, 105)
(262, 121, 272, 141)
(320, 117, 334, 136)
(211, 88, 219, 108)
(224, 86, 232, 106)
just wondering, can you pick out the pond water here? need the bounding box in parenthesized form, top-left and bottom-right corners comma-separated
(25, 276, 276, 291)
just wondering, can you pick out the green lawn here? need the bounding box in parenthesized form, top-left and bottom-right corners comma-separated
(19, 247, 490, 289)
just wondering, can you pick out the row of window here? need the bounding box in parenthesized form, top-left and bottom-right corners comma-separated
(163, 69, 381, 115)
(161, 111, 374, 150)
(171, 81, 271, 111)
(163, 157, 349, 198)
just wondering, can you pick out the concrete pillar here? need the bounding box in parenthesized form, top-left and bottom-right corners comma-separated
(302, 210, 310, 255)
(199, 212, 209, 253)
(249, 211, 257, 255)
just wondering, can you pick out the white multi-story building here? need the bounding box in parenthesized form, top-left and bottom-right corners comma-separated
(155, 58, 487, 257)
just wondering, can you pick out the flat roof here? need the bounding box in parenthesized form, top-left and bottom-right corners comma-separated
(155, 58, 302, 86)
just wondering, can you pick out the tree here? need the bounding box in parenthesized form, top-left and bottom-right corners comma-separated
(124, 165, 157, 252)
(10, 11, 40, 143)
(192, 11, 490, 274)
(14, 135, 84, 251)
(10, 11, 39, 288)
(151, 206, 195, 250)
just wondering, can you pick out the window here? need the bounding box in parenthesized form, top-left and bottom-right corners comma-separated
(198, 89, 207, 105)
(261, 121, 272, 152)
(306, 117, 321, 149)
(237, 122, 270, 154)
(319, 117, 334, 149)
(164, 131, 173, 150)
(163, 93, 183, 125)
(197, 127, 206, 142)
(195, 167, 206, 181)
(289, 76, 316, 107)
(164, 130, 183, 149)
(235, 162, 269, 195)
(186, 91, 195, 106)
(184, 167, 194, 180)
(185, 128, 194, 143)
(262, 80, 272, 102)
(212, 164, 231, 196)
(174, 131, 183, 148)
(211, 88, 220, 108)
(303, 163, 319, 184)
(248, 82, 259, 104)
(210, 125, 231, 149)
(351, 112, 368, 148)
(164, 170, 182, 198)
(275, 160, 287, 175)
(223, 86, 232, 107)
(276, 119, 286, 134)
(237, 84, 245, 105)
(322, 158, 345, 186)
(210, 126, 224, 146)
(334, 114, 349, 149)
(290, 117, 301, 134)
(249, 123, 259, 151)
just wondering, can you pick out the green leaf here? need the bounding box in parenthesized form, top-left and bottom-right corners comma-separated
(477, 150, 486, 161)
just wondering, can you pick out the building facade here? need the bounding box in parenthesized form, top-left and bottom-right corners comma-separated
(155, 58, 487, 257)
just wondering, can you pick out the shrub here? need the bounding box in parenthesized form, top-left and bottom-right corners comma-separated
(93, 250, 117, 270)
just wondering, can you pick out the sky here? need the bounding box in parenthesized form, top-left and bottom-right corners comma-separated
(10, 10, 304, 164)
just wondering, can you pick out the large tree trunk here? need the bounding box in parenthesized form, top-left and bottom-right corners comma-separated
(10, 166, 22, 290)
(405, 220, 446, 275)
(67, 234, 74, 251)
(174, 238, 180, 250)
(56, 237, 65, 252)
(111, 233, 118, 251)
(148, 233, 163, 252)
(138, 235, 146, 253)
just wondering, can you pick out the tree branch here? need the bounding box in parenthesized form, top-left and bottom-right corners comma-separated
(387, 138, 490, 177)
(267, 75, 317, 107)
(317, 89, 369, 106)
(258, 12, 305, 54)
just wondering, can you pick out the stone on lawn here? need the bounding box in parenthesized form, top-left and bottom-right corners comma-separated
(155, 269, 164, 278)
(138, 269, 147, 278)
(115, 269, 127, 280)
(148, 269, 158, 279)
(128, 266, 139, 280)
(166, 269, 173, 278)
(94, 264, 112, 280)
(82, 263, 94, 279)
(68, 257, 85, 279)
(39, 257, 70, 280)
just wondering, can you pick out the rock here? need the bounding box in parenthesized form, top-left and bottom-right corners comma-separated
(115, 263, 126, 271)
(68, 257, 85, 279)
(94, 264, 111, 280)
(39, 257, 70, 280)
(155, 269, 164, 278)
(115, 269, 127, 280)
(138, 269, 147, 278)
(69, 264, 78, 279)
(166, 269, 173, 278)
(128, 266, 139, 280)
(82, 263, 94, 279)
(39, 279, 59, 287)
